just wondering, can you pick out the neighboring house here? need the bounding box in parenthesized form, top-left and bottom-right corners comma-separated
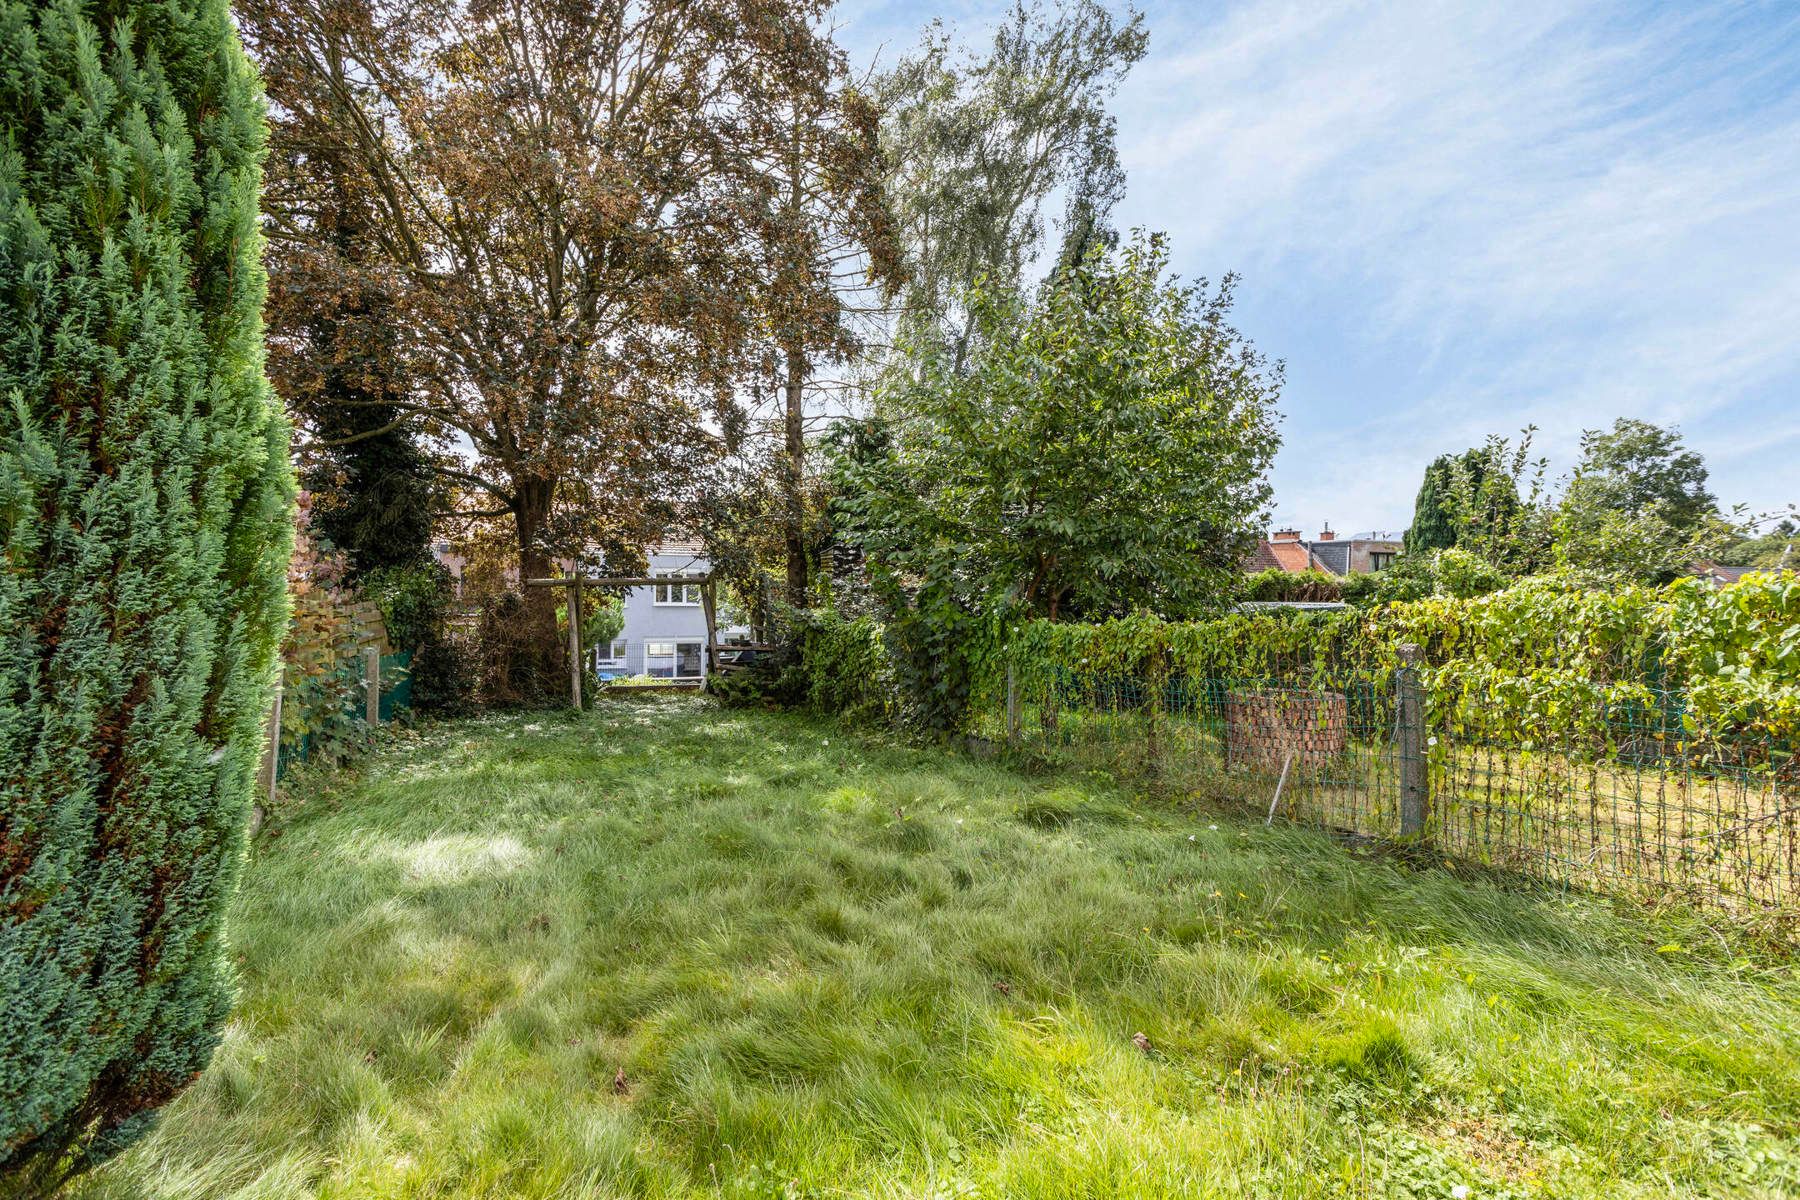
(1327, 528, 1405, 575)
(592, 541, 747, 681)
(1245, 526, 1406, 576)
(432, 541, 469, 597)
(429, 538, 744, 679)
(1689, 562, 1755, 590)
(1261, 528, 1333, 573)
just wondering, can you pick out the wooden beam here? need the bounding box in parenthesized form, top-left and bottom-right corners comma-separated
(525, 573, 712, 589)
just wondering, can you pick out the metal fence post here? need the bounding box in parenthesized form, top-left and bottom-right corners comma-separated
(1397, 642, 1429, 839)
(364, 645, 380, 725)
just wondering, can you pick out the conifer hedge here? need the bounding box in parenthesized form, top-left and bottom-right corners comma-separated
(1, 0, 293, 1187)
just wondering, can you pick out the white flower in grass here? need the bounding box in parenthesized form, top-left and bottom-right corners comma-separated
(1208, 824, 1218, 831)
(1451, 1187, 1471, 1199)
(1188, 835, 1196, 841)
(1427, 736, 1438, 747)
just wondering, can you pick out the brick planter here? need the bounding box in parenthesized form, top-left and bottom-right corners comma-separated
(1224, 689, 1349, 772)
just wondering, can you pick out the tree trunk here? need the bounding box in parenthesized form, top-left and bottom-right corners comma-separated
(514, 474, 563, 695)
(782, 341, 809, 607)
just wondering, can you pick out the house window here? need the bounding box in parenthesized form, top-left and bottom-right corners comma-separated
(597, 638, 626, 661)
(652, 571, 702, 606)
(1369, 551, 1395, 572)
(645, 640, 703, 678)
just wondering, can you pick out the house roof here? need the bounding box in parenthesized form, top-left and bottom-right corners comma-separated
(1307, 541, 1351, 575)
(651, 537, 705, 557)
(1691, 562, 1753, 587)
(1243, 540, 1284, 572)
(1266, 539, 1326, 574)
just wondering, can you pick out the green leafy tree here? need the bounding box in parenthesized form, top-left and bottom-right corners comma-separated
(1556, 418, 1733, 583)
(1718, 517, 1797, 571)
(0, 0, 294, 1188)
(835, 234, 1280, 724)
(1403, 432, 1551, 575)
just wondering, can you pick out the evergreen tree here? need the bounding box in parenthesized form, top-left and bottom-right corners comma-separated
(0, 0, 293, 1188)
(299, 286, 434, 576)
(260, 149, 433, 578)
(1404, 445, 1522, 558)
(1404, 453, 1460, 555)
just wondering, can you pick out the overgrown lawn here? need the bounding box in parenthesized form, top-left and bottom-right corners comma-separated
(78, 698, 1800, 1198)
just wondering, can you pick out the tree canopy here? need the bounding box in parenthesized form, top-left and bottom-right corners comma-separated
(240, 0, 854, 683)
(876, 1, 1148, 371)
(1556, 418, 1731, 583)
(837, 233, 1281, 624)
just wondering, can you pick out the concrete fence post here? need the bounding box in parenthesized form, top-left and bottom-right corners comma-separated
(251, 683, 283, 836)
(1397, 642, 1429, 839)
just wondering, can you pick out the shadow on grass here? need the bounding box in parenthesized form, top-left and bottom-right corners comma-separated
(76, 697, 1800, 1200)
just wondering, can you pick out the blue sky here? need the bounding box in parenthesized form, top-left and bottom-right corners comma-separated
(835, 0, 1800, 535)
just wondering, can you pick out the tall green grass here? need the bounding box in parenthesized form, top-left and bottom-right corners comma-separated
(75, 698, 1799, 1198)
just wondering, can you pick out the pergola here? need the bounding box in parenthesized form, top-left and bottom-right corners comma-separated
(525, 571, 717, 708)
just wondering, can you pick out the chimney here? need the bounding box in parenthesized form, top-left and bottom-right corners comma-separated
(1317, 524, 1336, 541)
(1272, 528, 1301, 542)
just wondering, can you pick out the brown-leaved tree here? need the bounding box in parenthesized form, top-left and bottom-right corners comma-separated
(241, 0, 847, 682)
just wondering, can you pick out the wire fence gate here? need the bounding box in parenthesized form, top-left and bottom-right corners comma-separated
(986, 646, 1798, 919)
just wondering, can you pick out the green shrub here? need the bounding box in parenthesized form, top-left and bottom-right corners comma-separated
(280, 496, 370, 766)
(409, 632, 479, 717)
(365, 561, 474, 714)
(365, 562, 452, 652)
(1371, 547, 1508, 604)
(711, 610, 898, 727)
(1336, 572, 1382, 606)
(0, 0, 293, 1186)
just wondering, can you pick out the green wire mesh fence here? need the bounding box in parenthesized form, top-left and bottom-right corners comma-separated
(981, 655, 1798, 917)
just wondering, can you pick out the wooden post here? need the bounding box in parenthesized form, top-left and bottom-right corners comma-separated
(1397, 642, 1429, 839)
(699, 580, 719, 680)
(260, 683, 282, 805)
(364, 645, 380, 725)
(1005, 661, 1021, 747)
(566, 579, 583, 710)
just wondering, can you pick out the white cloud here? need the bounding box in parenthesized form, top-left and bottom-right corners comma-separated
(837, 0, 1800, 528)
(1110, 0, 1800, 525)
